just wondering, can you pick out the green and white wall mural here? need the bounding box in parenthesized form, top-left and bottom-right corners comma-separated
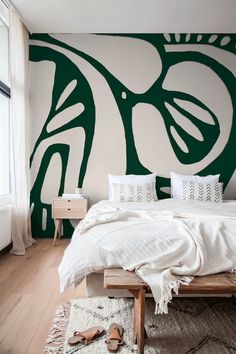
(29, 33, 236, 237)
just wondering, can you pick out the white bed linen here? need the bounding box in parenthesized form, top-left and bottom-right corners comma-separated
(58, 199, 236, 314)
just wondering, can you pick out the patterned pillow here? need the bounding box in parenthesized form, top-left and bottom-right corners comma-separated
(110, 182, 157, 202)
(170, 172, 220, 199)
(181, 180, 223, 203)
(108, 174, 157, 200)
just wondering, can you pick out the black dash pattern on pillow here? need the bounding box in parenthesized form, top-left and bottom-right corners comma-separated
(182, 180, 223, 203)
(111, 182, 156, 202)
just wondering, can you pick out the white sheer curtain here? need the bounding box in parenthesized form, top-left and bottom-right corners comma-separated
(9, 6, 35, 255)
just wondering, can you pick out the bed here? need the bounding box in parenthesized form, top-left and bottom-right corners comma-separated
(58, 198, 236, 313)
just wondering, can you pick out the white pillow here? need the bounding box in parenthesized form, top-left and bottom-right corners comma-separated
(170, 172, 220, 199)
(181, 180, 223, 203)
(108, 174, 157, 201)
(110, 182, 157, 202)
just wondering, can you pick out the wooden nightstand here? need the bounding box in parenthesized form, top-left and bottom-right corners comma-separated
(52, 197, 88, 246)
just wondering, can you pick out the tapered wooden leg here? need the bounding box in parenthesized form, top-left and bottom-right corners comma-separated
(53, 219, 62, 246)
(58, 220, 62, 239)
(135, 287, 146, 354)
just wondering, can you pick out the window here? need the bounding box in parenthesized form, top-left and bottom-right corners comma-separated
(0, 15, 11, 198)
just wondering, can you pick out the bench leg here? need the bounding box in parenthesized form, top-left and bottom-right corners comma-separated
(134, 287, 146, 354)
(134, 292, 137, 343)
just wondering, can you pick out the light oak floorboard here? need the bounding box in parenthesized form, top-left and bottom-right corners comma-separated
(0, 239, 86, 354)
(0, 240, 66, 344)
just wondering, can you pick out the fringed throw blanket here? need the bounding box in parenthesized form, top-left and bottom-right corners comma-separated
(58, 200, 236, 314)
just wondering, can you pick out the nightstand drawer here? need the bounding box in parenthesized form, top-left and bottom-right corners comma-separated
(52, 198, 88, 219)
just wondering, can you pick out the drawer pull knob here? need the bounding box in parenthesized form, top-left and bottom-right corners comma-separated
(68, 208, 71, 210)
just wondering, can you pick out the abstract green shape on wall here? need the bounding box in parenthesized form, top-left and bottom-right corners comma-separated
(30, 45, 95, 237)
(31, 144, 70, 236)
(29, 33, 236, 237)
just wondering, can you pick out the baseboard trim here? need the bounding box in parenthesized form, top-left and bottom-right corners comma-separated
(0, 242, 12, 255)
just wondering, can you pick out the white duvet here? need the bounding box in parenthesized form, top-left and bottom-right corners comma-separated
(58, 199, 236, 314)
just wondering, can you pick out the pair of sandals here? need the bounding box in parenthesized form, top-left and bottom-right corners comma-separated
(68, 323, 124, 352)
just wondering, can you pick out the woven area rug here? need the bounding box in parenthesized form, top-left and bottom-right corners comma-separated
(44, 297, 236, 354)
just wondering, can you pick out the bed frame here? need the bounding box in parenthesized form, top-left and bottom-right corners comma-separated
(104, 269, 236, 354)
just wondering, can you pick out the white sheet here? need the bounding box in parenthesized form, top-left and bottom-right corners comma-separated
(58, 199, 236, 313)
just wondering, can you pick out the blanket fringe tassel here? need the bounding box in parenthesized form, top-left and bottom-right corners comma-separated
(155, 276, 193, 315)
(44, 300, 71, 353)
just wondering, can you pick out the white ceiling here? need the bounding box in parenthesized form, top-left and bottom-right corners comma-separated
(10, 0, 236, 33)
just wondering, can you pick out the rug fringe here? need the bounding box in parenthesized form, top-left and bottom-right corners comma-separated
(44, 345, 65, 354)
(44, 300, 71, 353)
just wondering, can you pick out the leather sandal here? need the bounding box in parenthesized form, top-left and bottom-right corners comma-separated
(68, 326, 105, 345)
(106, 323, 124, 352)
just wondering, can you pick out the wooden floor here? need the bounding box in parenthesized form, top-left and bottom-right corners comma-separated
(0, 239, 86, 354)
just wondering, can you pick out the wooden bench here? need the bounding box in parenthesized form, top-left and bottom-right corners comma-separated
(104, 269, 236, 354)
